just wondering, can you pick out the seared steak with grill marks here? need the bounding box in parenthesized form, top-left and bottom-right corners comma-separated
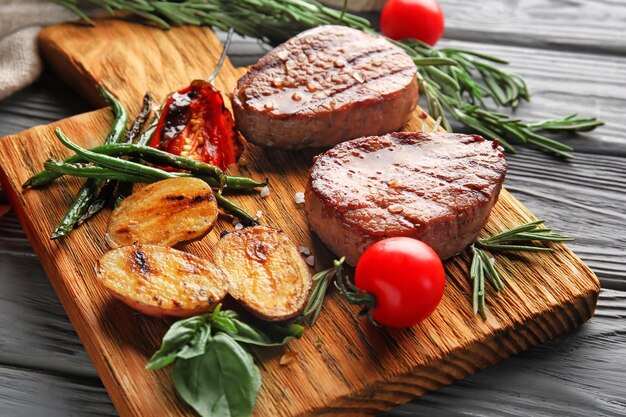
(232, 25, 418, 149)
(305, 132, 508, 266)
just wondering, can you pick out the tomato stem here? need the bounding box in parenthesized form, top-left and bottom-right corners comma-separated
(333, 265, 377, 316)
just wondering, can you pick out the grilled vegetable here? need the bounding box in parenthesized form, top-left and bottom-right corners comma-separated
(96, 245, 228, 317)
(149, 80, 244, 171)
(114, 91, 153, 205)
(215, 226, 311, 321)
(106, 177, 218, 248)
(49, 85, 128, 239)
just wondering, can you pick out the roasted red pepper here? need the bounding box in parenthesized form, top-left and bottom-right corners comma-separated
(149, 80, 243, 170)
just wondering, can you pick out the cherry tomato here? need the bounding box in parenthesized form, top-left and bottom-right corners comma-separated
(380, 0, 445, 46)
(354, 237, 445, 328)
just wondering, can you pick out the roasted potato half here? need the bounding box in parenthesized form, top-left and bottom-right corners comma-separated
(96, 245, 228, 318)
(215, 226, 312, 321)
(106, 177, 218, 248)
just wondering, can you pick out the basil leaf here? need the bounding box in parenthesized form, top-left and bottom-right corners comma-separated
(230, 320, 304, 346)
(177, 322, 211, 360)
(211, 313, 238, 334)
(213, 310, 304, 347)
(173, 332, 261, 417)
(146, 315, 208, 370)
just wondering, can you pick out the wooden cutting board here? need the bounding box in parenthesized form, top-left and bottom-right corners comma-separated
(0, 19, 600, 417)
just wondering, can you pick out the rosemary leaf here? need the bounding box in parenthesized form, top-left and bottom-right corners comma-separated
(300, 257, 345, 326)
(470, 220, 573, 319)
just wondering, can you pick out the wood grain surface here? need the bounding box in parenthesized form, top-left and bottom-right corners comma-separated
(433, 0, 626, 54)
(0, 5, 624, 416)
(0, 19, 602, 417)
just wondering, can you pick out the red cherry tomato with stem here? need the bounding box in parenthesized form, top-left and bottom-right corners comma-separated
(353, 237, 445, 328)
(380, 0, 445, 46)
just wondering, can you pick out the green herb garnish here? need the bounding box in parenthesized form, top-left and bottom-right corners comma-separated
(147, 305, 303, 417)
(470, 220, 574, 319)
(300, 257, 345, 326)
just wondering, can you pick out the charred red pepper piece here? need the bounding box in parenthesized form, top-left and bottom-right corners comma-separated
(150, 80, 243, 170)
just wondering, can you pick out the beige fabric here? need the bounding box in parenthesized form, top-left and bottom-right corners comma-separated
(0, 0, 76, 100)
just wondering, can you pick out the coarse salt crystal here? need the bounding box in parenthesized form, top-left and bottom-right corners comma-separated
(305, 255, 315, 266)
(235, 223, 244, 231)
(260, 186, 270, 198)
(294, 192, 305, 204)
(299, 246, 311, 256)
(256, 210, 263, 219)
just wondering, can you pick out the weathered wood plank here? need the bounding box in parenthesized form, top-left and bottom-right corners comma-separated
(390, 289, 626, 417)
(0, 366, 115, 417)
(0, 213, 96, 377)
(435, 39, 626, 156)
(0, 72, 90, 136)
(0, 19, 601, 417)
(0, 287, 621, 417)
(504, 148, 626, 290)
(438, 0, 626, 55)
(0, 10, 623, 417)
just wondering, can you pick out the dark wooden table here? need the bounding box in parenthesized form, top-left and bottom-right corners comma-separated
(0, 2, 625, 416)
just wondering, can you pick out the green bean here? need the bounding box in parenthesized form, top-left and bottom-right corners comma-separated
(45, 158, 263, 191)
(108, 144, 226, 186)
(115, 91, 153, 205)
(99, 85, 129, 145)
(136, 106, 161, 146)
(46, 159, 260, 226)
(214, 193, 259, 226)
(53, 136, 228, 188)
(113, 181, 133, 207)
(24, 146, 115, 188)
(50, 179, 100, 240)
(55, 129, 174, 181)
(222, 176, 267, 191)
(24, 88, 129, 189)
(24, 168, 60, 189)
(43, 161, 156, 183)
(77, 180, 117, 225)
(50, 85, 127, 239)
(91, 144, 263, 190)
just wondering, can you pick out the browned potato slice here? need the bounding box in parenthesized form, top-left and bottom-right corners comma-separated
(215, 226, 312, 321)
(106, 177, 217, 248)
(96, 245, 228, 318)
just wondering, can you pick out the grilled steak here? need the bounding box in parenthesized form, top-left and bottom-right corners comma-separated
(232, 25, 418, 149)
(305, 132, 508, 266)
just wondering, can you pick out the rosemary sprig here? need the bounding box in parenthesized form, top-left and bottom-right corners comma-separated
(470, 220, 574, 319)
(300, 256, 376, 326)
(52, 0, 603, 157)
(300, 257, 345, 325)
